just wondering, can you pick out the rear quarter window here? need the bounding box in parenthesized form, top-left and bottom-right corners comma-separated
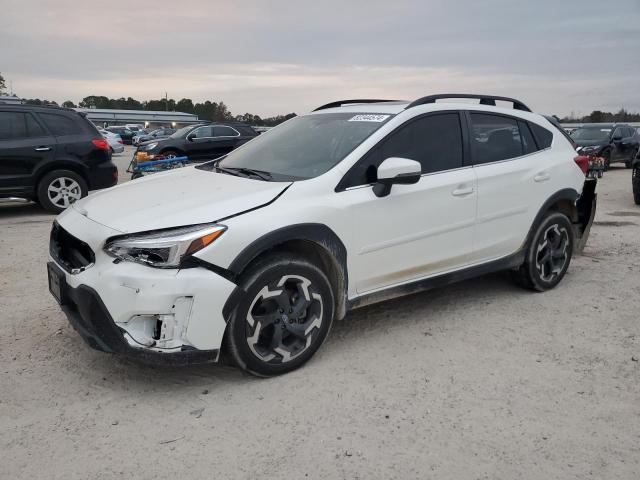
(529, 122, 553, 149)
(38, 113, 81, 136)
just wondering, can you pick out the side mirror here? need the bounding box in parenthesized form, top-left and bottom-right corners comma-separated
(612, 134, 623, 142)
(373, 157, 422, 197)
(186, 134, 195, 142)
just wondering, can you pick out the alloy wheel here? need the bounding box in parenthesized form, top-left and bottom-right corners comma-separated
(535, 224, 569, 283)
(47, 177, 82, 208)
(246, 275, 323, 363)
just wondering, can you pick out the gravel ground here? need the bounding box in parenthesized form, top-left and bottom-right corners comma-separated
(1, 157, 639, 480)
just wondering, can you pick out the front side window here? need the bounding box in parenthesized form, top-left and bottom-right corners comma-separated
(215, 113, 393, 180)
(470, 113, 522, 164)
(213, 125, 239, 137)
(190, 126, 214, 138)
(0, 112, 28, 140)
(379, 113, 463, 174)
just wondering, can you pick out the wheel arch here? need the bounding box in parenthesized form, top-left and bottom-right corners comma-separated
(225, 224, 349, 321)
(158, 146, 185, 156)
(33, 161, 90, 193)
(523, 188, 579, 249)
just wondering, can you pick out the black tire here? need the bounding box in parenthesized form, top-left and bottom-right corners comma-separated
(225, 253, 335, 377)
(602, 150, 611, 171)
(633, 167, 640, 206)
(511, 212, 574, 292)
(37, 169, 88, 214)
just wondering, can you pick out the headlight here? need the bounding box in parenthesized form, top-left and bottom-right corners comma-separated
(104, 224, 226, 268)
(581, 146, 598, 152)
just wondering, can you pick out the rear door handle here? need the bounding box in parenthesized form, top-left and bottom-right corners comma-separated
(534, 172, 551, 182)
(34, 147, 51, 152)
(452, 186, 474, 197)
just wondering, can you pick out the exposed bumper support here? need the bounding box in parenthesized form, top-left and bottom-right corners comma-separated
(575, 178, 597, 254)
(58, 278, 219, 366)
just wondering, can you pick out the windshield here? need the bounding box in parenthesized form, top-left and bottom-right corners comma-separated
(571, 127, 611, 141)
(216, 113, 393, 179)
(170, 126, 194, 138)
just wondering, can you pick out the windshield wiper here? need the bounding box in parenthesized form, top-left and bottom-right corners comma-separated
(214, 165, 243, 177)
(221, 166, 272, 181)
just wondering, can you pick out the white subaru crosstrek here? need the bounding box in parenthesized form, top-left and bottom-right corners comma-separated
(48, 94, 597, 376)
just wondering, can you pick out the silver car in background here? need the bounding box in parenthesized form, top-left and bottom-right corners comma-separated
(98, 128, 125, 154)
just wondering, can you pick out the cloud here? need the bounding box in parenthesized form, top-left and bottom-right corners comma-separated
(1, 0, 639, 116)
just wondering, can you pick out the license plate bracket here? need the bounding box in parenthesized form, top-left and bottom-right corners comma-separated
(47, 262, 67, 305)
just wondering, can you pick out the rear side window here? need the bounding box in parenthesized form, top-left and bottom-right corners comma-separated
(469, 113, 523, 164)
(0, 111, 28, 139)
(529, 122, 553, 149)
(38, 113, 79, 136)
(213, 125, 239, 137)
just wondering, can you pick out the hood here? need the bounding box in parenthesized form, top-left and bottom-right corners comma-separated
(73, 166, 291, 233)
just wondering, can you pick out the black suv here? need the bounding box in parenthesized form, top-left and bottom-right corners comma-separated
(0, 105, 118, 213)
(135, 122, 258, 160)
(572, 123, 640, 169)
(105, 126, 135, 145)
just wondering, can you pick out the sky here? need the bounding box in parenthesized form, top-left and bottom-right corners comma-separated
(1, 0, 639, 117)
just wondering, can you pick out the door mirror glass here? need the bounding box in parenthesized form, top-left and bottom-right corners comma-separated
(373, 157, 421, 197)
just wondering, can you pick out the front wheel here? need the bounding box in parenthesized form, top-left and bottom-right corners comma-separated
(226, 254, 335, 376)
(512, 212, 574, 291)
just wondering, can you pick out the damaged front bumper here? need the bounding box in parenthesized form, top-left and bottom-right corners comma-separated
(48, 211, 237, 365)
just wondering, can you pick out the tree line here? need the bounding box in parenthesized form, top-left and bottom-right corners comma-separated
(17, 94, 296, 127)
(560, 109, 640, 123)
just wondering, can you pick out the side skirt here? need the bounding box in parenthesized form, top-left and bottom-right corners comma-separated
(347, 251, 525, 311)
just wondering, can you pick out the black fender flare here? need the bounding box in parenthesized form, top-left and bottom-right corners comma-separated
(521, 188, 580, 251)
(222, 223, 348, 321)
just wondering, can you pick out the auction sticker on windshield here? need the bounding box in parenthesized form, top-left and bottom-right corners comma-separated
(348, 114, 390, 122)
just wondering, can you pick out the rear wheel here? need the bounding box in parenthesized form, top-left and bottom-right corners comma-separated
(226, 254, 335, 376)
(633, 167, 640, 205)
(37, 169, 88, 214)
(512, 212, 574, 291)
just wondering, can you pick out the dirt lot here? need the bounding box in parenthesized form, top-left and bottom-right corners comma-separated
(1, 157, 639, 480)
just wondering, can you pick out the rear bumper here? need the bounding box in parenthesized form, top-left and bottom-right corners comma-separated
(88, 161, 118, 190)
(58, 277, 219, 365)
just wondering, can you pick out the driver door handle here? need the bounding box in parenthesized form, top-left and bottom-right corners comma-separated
(34, 147, 51, 152)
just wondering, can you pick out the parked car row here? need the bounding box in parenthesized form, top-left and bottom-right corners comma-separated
(132, 127, 175, 146)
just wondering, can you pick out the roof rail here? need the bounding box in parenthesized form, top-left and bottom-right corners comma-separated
(406, 94, 531, 112)
(313, 99, 399, 112)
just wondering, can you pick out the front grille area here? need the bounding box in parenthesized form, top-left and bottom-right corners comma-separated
(50, 222, 95, 274)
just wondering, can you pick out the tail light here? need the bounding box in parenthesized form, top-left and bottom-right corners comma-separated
(574, 155, 589, 175)
(92, 139, 110, 151)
